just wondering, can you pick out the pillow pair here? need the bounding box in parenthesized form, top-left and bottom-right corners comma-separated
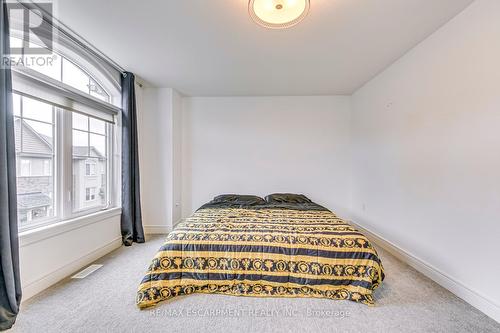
(213, 193, 311, 205)
(265, 193, 312, 204)
(212, 194, 266, 206)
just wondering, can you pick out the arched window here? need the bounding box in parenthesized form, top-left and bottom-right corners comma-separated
(9, 16, 121, 230)
(9, 35, 116, 103)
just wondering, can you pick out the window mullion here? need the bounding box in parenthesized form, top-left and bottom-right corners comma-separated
(107, 123, 114, 208)
(19, 96, 23, 153)
(52, 105, 58, 219)
(60, 109, 73, 219)
(88, 118, 91, 158)
(55, 107, 63, 221)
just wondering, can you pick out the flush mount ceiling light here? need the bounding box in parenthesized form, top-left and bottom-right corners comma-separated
(249, 0, 310, 29)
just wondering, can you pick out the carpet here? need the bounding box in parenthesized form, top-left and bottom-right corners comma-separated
(11, 235, 500, 333)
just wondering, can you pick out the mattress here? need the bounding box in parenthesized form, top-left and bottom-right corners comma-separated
(136, 205, 384, 309)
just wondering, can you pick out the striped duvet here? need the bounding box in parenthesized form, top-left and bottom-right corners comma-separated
(136, 207, 384, 308)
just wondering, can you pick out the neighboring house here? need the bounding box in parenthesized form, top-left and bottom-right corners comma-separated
(72, 146, 107, 212)
(14, 119, 106, 223)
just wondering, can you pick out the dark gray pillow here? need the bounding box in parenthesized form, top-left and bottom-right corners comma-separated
(265, 193, 312, 204)
(212, 194, 265, 206)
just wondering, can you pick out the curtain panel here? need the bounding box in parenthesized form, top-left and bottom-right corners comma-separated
(120, 72, 145, 246)
(0, 0, 22, 330)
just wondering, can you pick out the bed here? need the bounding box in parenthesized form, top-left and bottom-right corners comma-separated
(136, 194, 384, 309)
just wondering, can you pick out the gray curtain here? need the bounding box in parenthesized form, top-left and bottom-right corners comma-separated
(0, 0, 22, 330)
(120, 72, 145, 246)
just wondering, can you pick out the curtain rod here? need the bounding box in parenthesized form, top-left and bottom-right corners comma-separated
(56, 22, 126, 74)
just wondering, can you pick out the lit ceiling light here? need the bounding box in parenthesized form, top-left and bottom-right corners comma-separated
(248, 0, 310, 29)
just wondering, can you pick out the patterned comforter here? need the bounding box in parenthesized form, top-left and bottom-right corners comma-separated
(136, 207, 384, 308)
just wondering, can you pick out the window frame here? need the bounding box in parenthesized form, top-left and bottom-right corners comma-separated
(12, 63, 120, 232)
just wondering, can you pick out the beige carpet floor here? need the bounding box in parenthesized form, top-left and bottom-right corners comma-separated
(10, 235, 500, 333)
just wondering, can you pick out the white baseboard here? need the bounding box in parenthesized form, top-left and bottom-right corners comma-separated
(144, 220, 183, 235)
(144, 225, 170, 234)
(350, 220, 500, 323)
(21, 237, 122, 302)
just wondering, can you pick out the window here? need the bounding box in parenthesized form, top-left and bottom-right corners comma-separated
(19, 159, 31, 177)
(9, 36, 111, 103)
(43, 160, 51, 176)
(13, 92, 114, 227)
(10, 24, 120, 230)
(85, 161, 97, 176)
(14, 94, 56, 223)
(18, 158, 52, 177)
(85, 188, 96, 201)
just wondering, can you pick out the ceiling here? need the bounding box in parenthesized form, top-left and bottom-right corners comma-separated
(53, 0, 474, 96)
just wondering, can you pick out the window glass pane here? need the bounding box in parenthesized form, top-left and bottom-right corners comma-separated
(89, 90, 109, 102)
(89, 117, 105, 135)
(10, 37, 114, 104)
(90, 134, 105, 157)
(22, 96, 53, 123)
(10, 35, 63, 81)
(27, 24, 46, 50)
(23, 119, 53, 139)
(29, 52, 62, 81)
(72, 118, 108, 213)
(10, 38, 112, 103)
(72, 113, 89, 131)
(23, 120, 53, 154)
(9, 36, 23, 48)
(73, 156, 107, 212)
(72, 130, 89, 156)
(14, 97, 56, 226)
(89, 79, 109, 102)
(62, 58, 90, 93)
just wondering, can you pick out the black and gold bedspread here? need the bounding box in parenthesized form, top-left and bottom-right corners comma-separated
(136, 207, 384, 308)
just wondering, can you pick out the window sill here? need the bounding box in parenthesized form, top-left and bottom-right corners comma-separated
(19, 207, 122, 248)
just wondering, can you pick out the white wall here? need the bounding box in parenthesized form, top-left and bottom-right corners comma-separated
(19, 210, 121, 301)
(138, 87, 183, 233)
(351, 0, 500, 321)
(181, 96, 352, 218)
